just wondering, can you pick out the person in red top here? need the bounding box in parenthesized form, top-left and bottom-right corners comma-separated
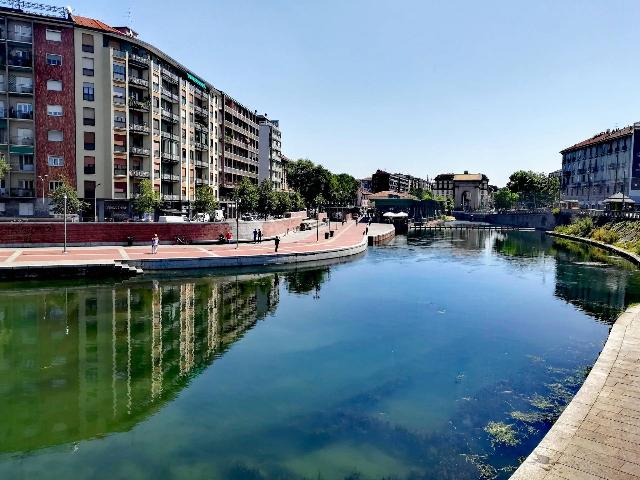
(225, 231, 232, 242)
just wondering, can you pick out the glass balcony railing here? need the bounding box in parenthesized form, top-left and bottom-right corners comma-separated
(9, 109, 33, 119)
(10, 188, 34, 197)
(7, 32, 32, 43)
(8, 55, 32, 68)
(11, 136, 33, 145)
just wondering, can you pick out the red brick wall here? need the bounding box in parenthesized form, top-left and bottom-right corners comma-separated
(0, 222, 232, 245)
(33, 23, 76, 191)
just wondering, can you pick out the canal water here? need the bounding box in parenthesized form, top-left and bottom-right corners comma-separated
(1, 230, 639, 480)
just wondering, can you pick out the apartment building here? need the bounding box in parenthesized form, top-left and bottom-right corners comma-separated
(257, 114, 283, 190)
(371, 170, 430, 194)
(0, 5, 75, 216)
(219, 94, 259, 217)
(560, 124, 640, 207)
(0, 2, 276, 219)
(72, 18, 219, 220)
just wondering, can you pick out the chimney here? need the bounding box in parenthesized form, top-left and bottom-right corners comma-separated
(464, 170, 469, 174)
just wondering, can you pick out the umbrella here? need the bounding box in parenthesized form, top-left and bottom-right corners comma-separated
(395, 212, 409, 217)
(382, 212, 396, 217)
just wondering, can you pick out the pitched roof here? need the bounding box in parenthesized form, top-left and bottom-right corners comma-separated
(72, 15, 120, 34)
(560, 126, 634, 154)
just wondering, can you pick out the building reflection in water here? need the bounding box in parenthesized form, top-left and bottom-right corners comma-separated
(0, 271, 294, 454)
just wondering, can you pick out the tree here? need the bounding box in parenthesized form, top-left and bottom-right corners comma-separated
(256, 179, 277, 219)
(194, 185, 218, 215)
(50, 178, 87, 214)
(286, 159, 335, 207)
(233, 178, 258, 216)
(494, 188, 519, 211)
(132, 179, 160, 215)
(332, 173, 360, 205)
(506, 170, 559, 208)
(289, 191, 306, 211)
(435, 195, 454, 213)
(410, 187, 434, 201)
(273, 190, 292, 216)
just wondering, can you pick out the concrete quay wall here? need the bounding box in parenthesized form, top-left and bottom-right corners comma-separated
(455, 211, 557, 230)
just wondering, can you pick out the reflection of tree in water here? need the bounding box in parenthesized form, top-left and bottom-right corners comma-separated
(284, 267, 330, 295)
(493, 231, 553, 258)
(552, 239, 640, 323)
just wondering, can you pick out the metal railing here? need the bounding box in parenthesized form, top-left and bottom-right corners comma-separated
(161, 173, 179, 181)
(161, 152, 180, 162)
(129, 53, 149, 66)
(7, 32, 32, 43)
(130, 146, 150, 156)
(11, 136, 33, 145)
(129, 76, 149, 87)
(10, 188, 34, 197)
(161, 109, 179, 122)
(113, 167, 127, 176)
(129, 123, 150, 134)
(129, 98, 150, 111)
(160, 67, 179, 83)
(129, 169, 150, 178)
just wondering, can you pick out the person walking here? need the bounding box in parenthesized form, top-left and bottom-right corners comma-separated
(253, 228, 257, 243)
(258, 229, 263, 243)
(151, 234, 159, 254)
(274, 235, 280, 252)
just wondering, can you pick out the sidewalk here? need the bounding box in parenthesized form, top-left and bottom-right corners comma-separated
(0, 219, 367, 268)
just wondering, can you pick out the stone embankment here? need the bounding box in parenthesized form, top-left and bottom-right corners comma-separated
(511, 232, 640, 479)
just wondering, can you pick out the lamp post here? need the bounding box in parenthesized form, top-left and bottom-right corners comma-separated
(38, 174, 48, 208)
(63, 193, 68, 254)
(316, 202, 320, 241)
(235, 198, 239, 249)
(94, 182, 101, 222)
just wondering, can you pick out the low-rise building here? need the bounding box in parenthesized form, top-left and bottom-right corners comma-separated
(433, 171, 490, 211)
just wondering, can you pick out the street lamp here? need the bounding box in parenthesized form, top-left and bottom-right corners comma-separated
(94, 182, 102, 222)
(38, 174, 48, 208)
(63, 193, 68, 254)
(235, 198, 239, 249)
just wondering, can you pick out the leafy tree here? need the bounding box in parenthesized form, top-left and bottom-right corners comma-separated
(233, 178, 258, 216)
(494, 188, 519, 211)
(289, 190, 306, 211)
(410, 187, 434, 201)
(256, 179, 277, 219)
(132, 178, 160, 215)
(273, 190, 292, 216)
(332, 173, 360, 205)
(50, 178, 88, 214)
(286, 158, 335, 206)
(506, 170, 559, 208)
(0, 156, 10, 178)
(194, 185, 218, 215)
(435, 195, 454, 213)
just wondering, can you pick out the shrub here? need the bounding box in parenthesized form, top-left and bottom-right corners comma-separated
(590, 227, 619, 244)
(555, 217, 593, 237)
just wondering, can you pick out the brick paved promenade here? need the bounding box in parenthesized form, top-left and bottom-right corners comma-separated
(0, 219, 371, 269)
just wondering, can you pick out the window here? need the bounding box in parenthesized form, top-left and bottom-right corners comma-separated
(47, 105, 63, 116)
(15, 76, 32, 94)
(83, 82, 94, 101)
(82, 57, 94, 76)
(114, 113, 126, 129)
(113, 86, 125, 105)
(45, 29, 61, 42)
(113, 63, 125, 82)
(48, 130, 63, 142)
(18, 202, 33, 216)
(82, 33, 94, 53)
(49, 181, 63, 192)
(47, 155, 64, 167)
(15, 103, 32, 119)
(46, 53, 62, 66)
(84, 132, 95, 150)
(153, 118, 159, 130)
(84, 156, 95, 174)
(83, 107, 95, 126)
(47, 79, 62, 91)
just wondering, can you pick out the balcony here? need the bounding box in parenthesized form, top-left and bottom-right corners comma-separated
(114, 145, 127, 154)
(7, 32, 32, 43)
(195, 159, 208, 168)
(129, 123, 150, 135)
(194, 105, 208, 118)
(161, 109, 179, 123)
(113, 95, 126, 106)
(129, 98, 150, 111)
(160, 131, 179, 141)
(163, 194, 179, 201)
(8, 55, 32, 69)
(161, 152, 180, 163)
(129, 76, 149, 88)
(129, 169, 150, 179)
(195, 178, 206, 185)
(11, 136, 33, 145)
(114, 121, 126, 130)
(113, 49, 127, 60)
(130, 146, 150, 156)
(12, 163, 34, 172)
(129, 53, 150, 67)
(194, 142, 208, 151)
(9, 83, 32, 95)
(161, 173, 179, 182)
(160, 67, 179, 84)
(11, 188, 34, 197)
(161, 87, 179, 103)
(194, 121, 207, 132)
(114, 167, 127, 176)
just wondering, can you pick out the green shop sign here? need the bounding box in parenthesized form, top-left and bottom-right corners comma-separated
(187, 73, 207, 91)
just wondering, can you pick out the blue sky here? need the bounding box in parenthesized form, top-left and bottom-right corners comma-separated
(70, 0, 640, 186)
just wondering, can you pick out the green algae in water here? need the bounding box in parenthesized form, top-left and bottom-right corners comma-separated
(461, 454, 498, 480)
(510, 410, 545, 424)
(484, 421, 520, 447)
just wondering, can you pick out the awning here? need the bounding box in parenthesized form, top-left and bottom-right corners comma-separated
(603, 193, 635, 204)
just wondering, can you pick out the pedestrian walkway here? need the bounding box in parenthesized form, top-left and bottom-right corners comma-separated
(511, 304, 640, 480)
(0, 219, 367, 268)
